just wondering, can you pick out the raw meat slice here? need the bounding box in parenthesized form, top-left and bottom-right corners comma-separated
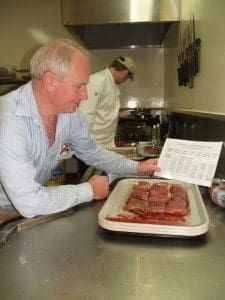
(144, 145, 162, 155)
(149, 194, 171, 204)
(129, 189, 149, 201)
(152, 182, 169, 189)
(170, 184, 186, 193)
(113, 149, 134, 158)
(125, 198, 146, 212)
(166, 199, 188, 216)
(146, 202, 166, 213)
(171, 192, 187, 202)
(134, 181, 151, 190)
(149, 188, 169, 196)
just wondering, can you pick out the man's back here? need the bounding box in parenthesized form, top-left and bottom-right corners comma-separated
(79, 68, 120, 148)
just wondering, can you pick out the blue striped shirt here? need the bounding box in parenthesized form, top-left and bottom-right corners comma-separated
(0, 82, 138, 217)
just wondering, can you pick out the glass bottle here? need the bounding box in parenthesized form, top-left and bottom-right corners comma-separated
(156, 123, 161, 145)
(151, 124, 157, 146)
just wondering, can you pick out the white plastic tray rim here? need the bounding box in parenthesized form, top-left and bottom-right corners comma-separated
(98, 178, 209, 237)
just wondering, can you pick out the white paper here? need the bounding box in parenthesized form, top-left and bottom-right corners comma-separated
(155, 138, 223, 187)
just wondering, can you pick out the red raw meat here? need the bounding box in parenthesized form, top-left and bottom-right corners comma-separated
(129, 189, 149, 201)
(106, 214, 186, 225)
(134, 181, 151, 190)
(152, 182, 169, 189)
(146, 202, 166, 213)
(170, 184, 186, 193)
(171, 192, 187, 202)
(125, 198, 146, 212)
(149, 188, 169, 196)
(149, 194, 171, 204)
(144, 145, 162, 155)
(108, 181, 190, 225)
(166, 199, 189, 216)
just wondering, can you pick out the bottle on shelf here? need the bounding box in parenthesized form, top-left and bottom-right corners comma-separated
(151, 124, 157, 146)
(156, 123, 161, 145)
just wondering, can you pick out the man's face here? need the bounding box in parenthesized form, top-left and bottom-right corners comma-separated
(51, 52, 89, 114)
(114, 70, 131, 84)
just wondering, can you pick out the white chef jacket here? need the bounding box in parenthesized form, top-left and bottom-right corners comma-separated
(0, 82, 138, 218)
(79, 68, 120, 148)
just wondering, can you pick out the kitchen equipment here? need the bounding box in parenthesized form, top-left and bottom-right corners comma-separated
(108, 146, 143, 161)
(116, 108, 162, 144)
(62, 0, 180, 48)
(0, 65, 16, 79)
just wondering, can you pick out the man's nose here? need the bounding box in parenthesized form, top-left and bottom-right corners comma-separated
(79, 86, 88, 100)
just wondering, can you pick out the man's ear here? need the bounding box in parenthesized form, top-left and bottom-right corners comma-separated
(42, 71, 54, 91)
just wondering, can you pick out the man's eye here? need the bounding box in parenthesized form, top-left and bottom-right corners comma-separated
(74, 85, 82, 89)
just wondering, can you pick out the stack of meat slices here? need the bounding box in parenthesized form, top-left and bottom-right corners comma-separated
(107, 181, 189, 225)
(144, 145, 162, 155)
(113, 149, 134, 158)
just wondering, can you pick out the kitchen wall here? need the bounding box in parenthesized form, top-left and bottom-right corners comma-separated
(2, 0, 224, 112)
(164, 0, 225, 116)
(164, 0, 225, 178)
(87, 48, 164, 107)
(0, 0, 71, 67)
(0, 0, 164, 108)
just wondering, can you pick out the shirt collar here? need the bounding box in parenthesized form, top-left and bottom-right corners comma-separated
(14, 81, 71, 127)
(106, 68, 116, 84)
(106, 68, 121, 96)
(15, 81, 40, 121)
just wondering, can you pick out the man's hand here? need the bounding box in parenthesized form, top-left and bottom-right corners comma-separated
(137, 158, 160, 176)
(88, 175, 109, 200)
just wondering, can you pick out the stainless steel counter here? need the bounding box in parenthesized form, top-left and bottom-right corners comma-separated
(0, 186, 225, 300)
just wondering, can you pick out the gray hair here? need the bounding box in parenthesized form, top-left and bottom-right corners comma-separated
(30, 38, 88, 81)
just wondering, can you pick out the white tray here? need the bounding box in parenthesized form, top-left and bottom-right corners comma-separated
(137, 143, 161, 158)
(98, 178, 209, 237)
(108, 146, 143, 161)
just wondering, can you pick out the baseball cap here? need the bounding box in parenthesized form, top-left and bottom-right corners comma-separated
(116, 56, 136, 80)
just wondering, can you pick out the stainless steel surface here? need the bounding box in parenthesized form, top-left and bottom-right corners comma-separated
(0, 186, 224, 299)
(174, 109, 225, 121)
(62, 0, 180, 48)
(0, 208, 75, 248)
(108, 147, 143, 161)
(62, 0, 180, 24)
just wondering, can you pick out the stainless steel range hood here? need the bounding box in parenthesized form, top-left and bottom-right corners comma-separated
(62, 0, 180, 49)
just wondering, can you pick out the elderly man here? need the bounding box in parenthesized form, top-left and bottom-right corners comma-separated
(0, 39, 158, 218)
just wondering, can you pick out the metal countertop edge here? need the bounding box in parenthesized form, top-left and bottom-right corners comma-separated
(0, 207, 75, 249)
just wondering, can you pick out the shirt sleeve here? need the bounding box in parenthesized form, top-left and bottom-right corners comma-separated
(0, 116, 94, 218)
(70, 112, 139, 175)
